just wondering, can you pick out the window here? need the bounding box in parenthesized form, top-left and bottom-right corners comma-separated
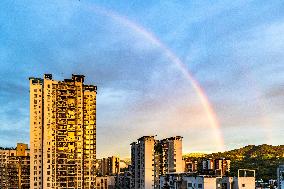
(188, 183, 192, 187)
(242, 184, 245, 187)
(198, 184, 202, 188)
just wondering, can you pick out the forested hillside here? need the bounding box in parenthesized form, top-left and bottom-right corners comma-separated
(184, 144, 284, 181)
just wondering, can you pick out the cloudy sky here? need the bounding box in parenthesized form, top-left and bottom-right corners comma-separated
(0, 0, 283, 158)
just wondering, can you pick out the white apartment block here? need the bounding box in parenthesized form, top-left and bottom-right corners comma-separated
(30, 74, 97, 189)
(131, 136, 156, 189)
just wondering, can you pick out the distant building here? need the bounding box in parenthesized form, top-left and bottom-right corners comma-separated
(202, 158, 230, 176)
(116, 170, 131, 189)
(278, 165, 284, 189)
(202, 159, 215, 170)
(183, 158, 198, 173)
(214, 159, 231, 176)
(130, 136, 183, 189)
(30, 74, 97, 188)
(268, 179, 277, 188)
(0, 143, 30, 189)
(98, 156, 120, 176)
(96, 176, 115, 189)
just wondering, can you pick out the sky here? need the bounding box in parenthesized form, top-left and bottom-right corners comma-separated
(0, 0, 283, 158)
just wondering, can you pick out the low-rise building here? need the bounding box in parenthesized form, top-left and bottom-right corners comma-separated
(96, 176, 115, 189)
(222, 176, 255, 189)
(160, 173, 221, 189)
(0, 143, 30, 189)
(159, 170, 255, 189)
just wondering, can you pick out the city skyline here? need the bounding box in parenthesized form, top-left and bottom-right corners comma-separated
(0, 0, 284, 158)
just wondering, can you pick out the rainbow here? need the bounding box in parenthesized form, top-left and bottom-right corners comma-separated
(83, 3, 225, 151)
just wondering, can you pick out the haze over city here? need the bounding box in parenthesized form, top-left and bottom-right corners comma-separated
(0, 0, 284, 158)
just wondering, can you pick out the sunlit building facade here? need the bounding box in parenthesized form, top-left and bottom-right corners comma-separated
(30, 74, 97, 189)
(0, 149, 17, 188)
(131, 136, 156, 189)
(0, 143, 30, 189)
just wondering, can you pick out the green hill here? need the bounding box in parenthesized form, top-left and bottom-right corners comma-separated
(184, 144, 284, 181)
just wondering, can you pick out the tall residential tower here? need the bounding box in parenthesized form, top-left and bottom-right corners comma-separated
(131, 136, 156, 189)
(130, 136, 183, 189)
(30, 74, 97, 189)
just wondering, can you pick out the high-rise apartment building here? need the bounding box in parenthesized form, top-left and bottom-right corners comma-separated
(131, 136, 183, 189)
(0, 143, 30, 189)
(154, 136, 183, 189)
(98, 156, 120, 176)
(30, 74, 97, 189)
(131, 136, 156, 189)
